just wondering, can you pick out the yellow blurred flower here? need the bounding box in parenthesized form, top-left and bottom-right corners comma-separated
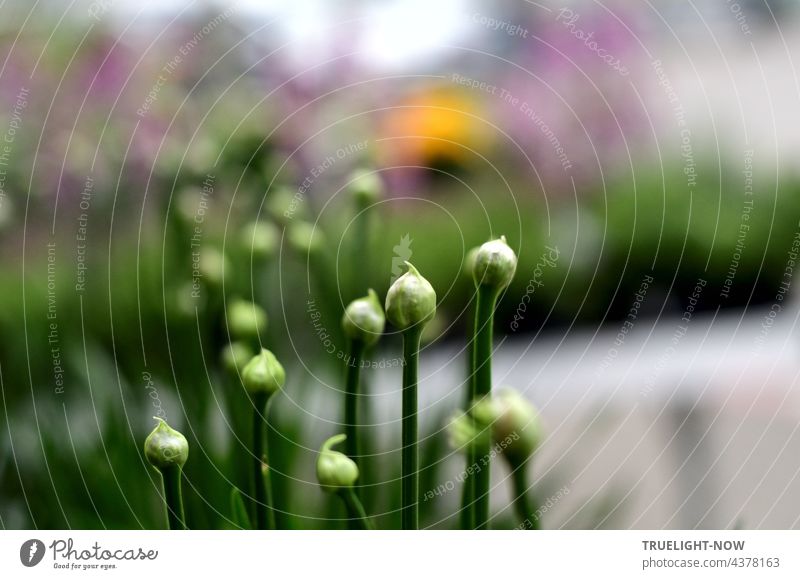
(379, 85, 492, 167)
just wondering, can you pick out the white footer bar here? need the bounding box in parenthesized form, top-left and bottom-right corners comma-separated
(1, 531, 797, 578)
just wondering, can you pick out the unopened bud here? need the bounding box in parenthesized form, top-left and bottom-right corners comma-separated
(316, 434, 359, 492)
(221, 341, 253, 376)
(227, 299, 267, 342)
(342, 289, 385, 346)
(472, 236, 517, 291)
(241, 349, 285, 397)
(288, 221, 325, 257)
(348, 168, 384, 209)
(241, 221, 279, 261)
(472, 389, 542, 465)
(144, 418, 189, 471)
(385, 262, 437, 332)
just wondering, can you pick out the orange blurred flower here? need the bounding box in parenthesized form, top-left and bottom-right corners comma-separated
(378, 85, 492, 168)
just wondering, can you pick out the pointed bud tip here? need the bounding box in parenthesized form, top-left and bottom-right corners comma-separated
(322, 433, 347, 452)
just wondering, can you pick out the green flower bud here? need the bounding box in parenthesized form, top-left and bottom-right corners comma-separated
(241, 221, 279, 261)
(144, 418, 189, 471)
(241, 348, 285, 397)
(288, 221, 325, 257)
(221, 341, 253, 375)
(174, 187, 201, 227)
(472, 236, 518, 291)
(227, 299, 267, 342)
(172, 282, 204, 320)
(200, 247, 230, 289)
(185, 136, 217, 176)
(385, 262, 437, 332)
(446, 410, 490, 453)
(316, 434, 359, 492)
(463, 246, 480, 281)
(348, 168, 384, 209)
(342, 289, 385, 346)
(267, 186, 303, 224)
(472, 389, 542, 465)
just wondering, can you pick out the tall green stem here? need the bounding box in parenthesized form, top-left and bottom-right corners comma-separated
(225, 373, 249, 494)
(472, 285, 499, 529)
(344, 339, 365, 472)
(252, 392, 275, 530)
(401, 328, 421, 530)
(338, 487, 372, 530)
(460, 471, 474, 530)
(161, 465, 186, 530)
(460, 300, 477, 530)
(511, 461, 540, 530)
(353, 212, 371, 297)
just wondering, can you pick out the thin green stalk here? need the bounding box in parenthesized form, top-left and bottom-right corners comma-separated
(349, 168, 381, 297)
(224, 373, 250, 495)
(252, 392, 275, 530)
(460, 310, 476, 530)
(460, 456, 474, 530)
(472, 285, 500, 529)
(511, 462, 540, 530)
(144, 418, 188, 530)
(161, 465, 186, 530)
(341, 289, 384, 511)
(344, 339, 365, 472)
(338, 487, 372, 530)
(361, 368, 379, 515)
(344, 341, 365, 530)
(385, 261, 435, 530)
(353, 212, 371, 297)
(401, 328, 421, 530)
(266, 417, 288, 529)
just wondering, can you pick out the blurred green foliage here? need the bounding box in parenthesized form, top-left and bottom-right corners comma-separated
(3, 145, 799, 529)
